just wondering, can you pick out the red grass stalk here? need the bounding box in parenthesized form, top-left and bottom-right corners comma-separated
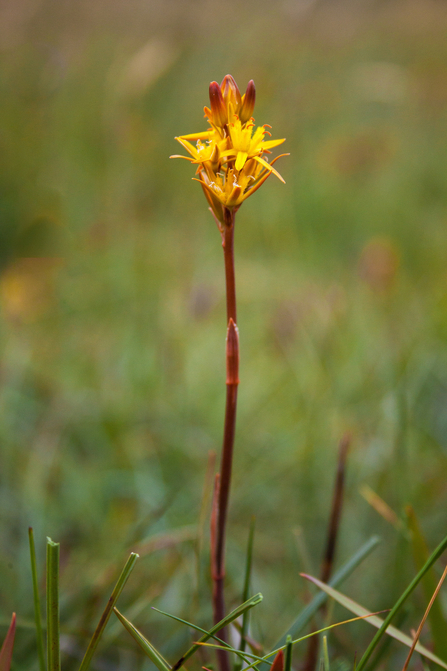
(301, 433, 351, 671)
(320, 432, 350, 584)
(211, 206, 239, 671)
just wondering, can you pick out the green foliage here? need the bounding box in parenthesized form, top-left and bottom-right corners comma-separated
(29, 528, 45, 671)
(406, 506, 447, 659)
(303, 569, 447, 669)
(46, 539, 61, 671)
(78, 552, 139, 671)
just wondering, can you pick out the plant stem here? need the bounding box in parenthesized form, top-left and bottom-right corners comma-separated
(301, 433, 350, 671)
(212, 206, 239, 671)
(28, 528, 46, 671)
(78, 552, 139, 671)
(46, 538, 61, 671)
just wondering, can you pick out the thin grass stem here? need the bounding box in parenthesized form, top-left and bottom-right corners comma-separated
(78, 552, 138, 671)
(356, 532, 447, 671)
(113, 608, 171, 671)
(28, 528, 45, 671)
(401, 563, 447, 671)
(46, 538, 60, 671)
(236, 516, 256, 666)
(172, 592, 262, 671)
(284, 636, 293, 671)
(272, 536, 380, 654)
(302, 434, 350, 671)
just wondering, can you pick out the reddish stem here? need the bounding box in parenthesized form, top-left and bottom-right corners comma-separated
(301, 433, 350, 671)
(212, 207, 239, 671)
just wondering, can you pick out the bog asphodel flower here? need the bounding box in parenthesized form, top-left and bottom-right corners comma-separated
(171, 75, 288, 225)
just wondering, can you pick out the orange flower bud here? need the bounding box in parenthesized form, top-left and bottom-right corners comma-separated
(239, 80, 256, 124)
(209, 81, 227, 128)
(220, 74, 242, 110)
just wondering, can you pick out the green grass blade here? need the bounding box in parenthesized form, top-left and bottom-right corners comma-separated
(322, 636, 329, 671)
(302, 573, 447, 669)
(153, 606, 264, 667)
(284, 636, 292, 671)
(113, 607, 171, 671)
(0, 613, 16, 671)
(172, 593, 263, 670)
(46, 537, 60, 671)
(271, 536, 380, 653)
(356, 532, 447, 671)
(239, 517, 256, 657)
(151, 607, 232, 648)
(78, 552, 139, 671)
(201, 612, 388, 671)
(406, 506, 447, 660)
(28, 528, 46, 671)
(364, 608, 408, 671)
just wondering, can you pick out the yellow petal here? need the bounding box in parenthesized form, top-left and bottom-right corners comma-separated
(250, 126, 265, 146)
(261, 138, 286, 150)
(219, 149, 236, 158)
(254, 155, 285, 183)
(193, 178, 226, 205)
(178, 131, 213, 141)
(239, 170, 272, 202)
(235, 151, 248, 171)
(175, 137, 199, 158)
(169, 154, 195, 161)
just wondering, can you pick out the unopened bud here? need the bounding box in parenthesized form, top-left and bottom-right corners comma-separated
(227, 184, 243, 208)
(239, 80, 256, 124)
(209, 142, 220, 168)
(209, 81, 227, 128)
(220, 74, 242, 110)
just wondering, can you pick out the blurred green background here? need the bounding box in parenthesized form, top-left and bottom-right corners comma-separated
(2, 0, 447, 668)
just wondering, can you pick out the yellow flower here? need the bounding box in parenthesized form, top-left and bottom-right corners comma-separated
(224, 117, 285, 176)
(171, 75, 288, 223)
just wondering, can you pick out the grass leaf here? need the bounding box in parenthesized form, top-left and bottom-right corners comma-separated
(0, 613, 16, 671)
(201, 612, 388, 671)
(236, 516, 256, 667)
(356, 531, 447, 671)
(151, 605, 256, 666)
(302, 573, 447, 670)
(113, 607, 171, 671)
(78, 552, 139, 671)
(271, 535, 380, 655)
(284, 636, 292, 671)
(46, 538, 60, 671)
(402, 563, 447, 671)
(270, 650, 284, 671)
(172, 593, 263, 670)
(322, 636, 329, 671)
(28, 528, 46, 671)
(406, 506, 447, 660)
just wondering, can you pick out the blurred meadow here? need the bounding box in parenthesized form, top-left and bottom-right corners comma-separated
(2, 0, 447, 668)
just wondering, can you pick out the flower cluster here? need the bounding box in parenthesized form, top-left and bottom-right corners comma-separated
(171, 75, 287, 225)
